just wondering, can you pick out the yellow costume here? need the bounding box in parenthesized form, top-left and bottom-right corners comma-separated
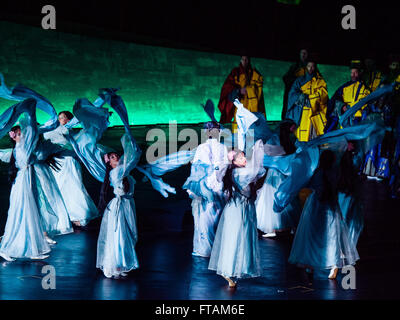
(288, 73, 328, 142)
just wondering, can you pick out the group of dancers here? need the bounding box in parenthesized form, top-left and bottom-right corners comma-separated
(0, 69, 393, 286)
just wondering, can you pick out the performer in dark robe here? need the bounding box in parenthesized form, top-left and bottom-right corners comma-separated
(282, 48, 308, 120)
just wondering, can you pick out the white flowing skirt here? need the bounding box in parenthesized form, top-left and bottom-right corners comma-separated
(0, 167, 51, 258)
(96, 196, 139, 277)
(256, 169, 300, 233)
(289, 192, 359, 269)
(191, 198, 222, 257)
(209, 197, 261, 279)
(34, 163, 73, 236)
(52, 156, 98, 226)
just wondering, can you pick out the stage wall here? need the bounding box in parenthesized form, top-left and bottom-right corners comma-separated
(0, 21, 348, 126)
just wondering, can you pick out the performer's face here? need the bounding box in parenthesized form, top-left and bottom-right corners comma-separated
(12, 128, 22, 143)
(58, 112, 70, 126)
(109, 152, 120, 168)
(350, 68, 360, 81)
(233, 151, 247, 168)
(240, 56, 249, 68)
(306, 62, 316, 74)
(300, 49, 308, 63)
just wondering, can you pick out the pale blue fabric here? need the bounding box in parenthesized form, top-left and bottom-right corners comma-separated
(0, 74, 59, 134)
(263, 121, 386, 213)
(289, 171, 359, 269)
(338, 192, 363, 248)
(208, 140, 265, 279)
(44, 125, 99, 226)
(0, 99, 51, 258)
(182, 144, 227, 257)
(66, 89, 141, 277)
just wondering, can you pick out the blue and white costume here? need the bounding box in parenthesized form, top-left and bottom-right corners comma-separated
(0, 99, 51, 259)
(208, 139, 266, 279)
(183, 137, 228, 257)
(44, 124, 99, 226)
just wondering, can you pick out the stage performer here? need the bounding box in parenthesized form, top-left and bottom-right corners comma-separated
(0, 99, 52, 261)
(217, 56, 265, 132)
(282, 48, 309, 120)
(286, 55, 328, 142)
(44, 110, 99, 227)
(325, 60, 370, 132)
(209, 101, 267, 287)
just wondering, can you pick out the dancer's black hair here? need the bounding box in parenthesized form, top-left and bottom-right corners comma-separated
(318, 149, 336, 202)
(222, 150, 262, 202)
(97, 152, 130, 213)
(337, 148, 358, 195)
(8, 126, 19, 185)
(279, 120, 296, 155)
(59, 110, 74, 121)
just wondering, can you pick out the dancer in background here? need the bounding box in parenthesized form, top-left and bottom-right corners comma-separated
(0, 74, 73, 237)
(183, 120, 228, 257)
(218, 56, 265, 132)
(288, 149, 359, 279)
(0, 99, 51, 261)
(286, 54, 328, 142)
(44, 110, 99, 227)
(282, 48, 309, 120)
(256, 119, 301, 238)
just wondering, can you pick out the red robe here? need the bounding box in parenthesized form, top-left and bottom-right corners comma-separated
(218, 64, 265, 124)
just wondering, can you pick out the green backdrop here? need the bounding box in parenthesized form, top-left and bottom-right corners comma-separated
(0, 21, 349, 126)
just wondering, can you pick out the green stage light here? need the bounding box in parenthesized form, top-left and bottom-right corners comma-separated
(0, 21, 348, 126)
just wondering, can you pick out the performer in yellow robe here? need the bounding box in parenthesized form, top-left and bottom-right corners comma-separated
(217, 56, 265, 132)
(286, 57, 328, 142)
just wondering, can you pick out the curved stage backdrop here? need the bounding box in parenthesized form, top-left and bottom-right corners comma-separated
(0, 21, 348, 126)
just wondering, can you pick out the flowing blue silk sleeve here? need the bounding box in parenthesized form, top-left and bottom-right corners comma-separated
(0, 148, 12, 163)
(66, 96, 112, 182)
(202, 99, 219, 124)
(0, 74, 59, 133)
(339, 83, 395, 127)
(271, 121, 386, 212)
(233, 99, 260, 151)
(136, 165, 177, 198)
(0, 98, 38, 139)
(142, 149, 197, 176)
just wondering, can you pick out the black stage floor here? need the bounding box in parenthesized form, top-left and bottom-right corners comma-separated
(0, 125, 399, 300)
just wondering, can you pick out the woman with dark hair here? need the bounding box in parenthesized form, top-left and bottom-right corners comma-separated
(255, 119, 301, 238)
(208, 140, 266, 287)
(43, 110, 99, 227)
(288, 149, 359, 279)
(0, 99, 51, 261)
(65, 91, 142, 278)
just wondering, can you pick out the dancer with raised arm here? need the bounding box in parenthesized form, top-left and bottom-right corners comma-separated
(0, 99, 51, 261)
(65, 89, 148, 278)
(44, 110, 99, 227)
